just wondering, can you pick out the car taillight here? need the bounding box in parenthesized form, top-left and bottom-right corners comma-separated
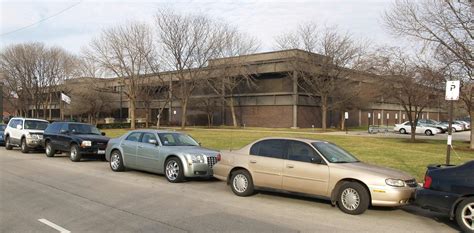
(216, 153, 221, 162)
(423, 175, 432, 189)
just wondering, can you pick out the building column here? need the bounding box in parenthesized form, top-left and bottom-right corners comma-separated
(292, 71, 298, 128)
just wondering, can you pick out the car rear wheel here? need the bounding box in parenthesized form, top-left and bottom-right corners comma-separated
(165, 157, 184, 183)
(456, 197, 474, 232)
(399, 128, 406, 134)
(20, 138, 29, 153)
(5, 136, 12, 150)
(425, 130, 433, 136)
(230, 169, 254, 197)
(337, 182, 370, 215)
(45, 142, 55, 157)
(69, 144, 82, 162)
(110, 150, 125, 172)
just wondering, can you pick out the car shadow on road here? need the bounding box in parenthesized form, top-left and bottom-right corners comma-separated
(400, 205, 462, 232)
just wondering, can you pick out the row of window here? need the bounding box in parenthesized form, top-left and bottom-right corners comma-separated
(250, 139, 322, 163)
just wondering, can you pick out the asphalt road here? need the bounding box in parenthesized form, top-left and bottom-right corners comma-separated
(0, 148, 462, 233)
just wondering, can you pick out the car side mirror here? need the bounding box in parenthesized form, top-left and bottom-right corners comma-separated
(101, 132, 106, 136)
(148, 139, 159, 145)
(311, 157, 323, 164)
(16, 125, 22, 130)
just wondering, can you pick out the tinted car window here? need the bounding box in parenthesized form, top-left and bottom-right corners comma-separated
(45, 123, 62, 134)
(141, 133, 157, 143)
(0, 125, 6, 131)
(69, 124, 101, 135)
(126, 132, 142, 142)
(287, 141, 318, 163)
(253, 139, 286, 159)
(24, 120, 48, 130)
(158, 133, 199, 146)
(60, 123, 68, 133)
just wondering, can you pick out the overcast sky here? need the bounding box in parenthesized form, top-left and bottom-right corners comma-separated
(0, 0, 404, 54)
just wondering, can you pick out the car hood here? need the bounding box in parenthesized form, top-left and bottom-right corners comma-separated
(335, 162, 414, 180)
(165, 146, 219, 157)
(73, 134, 109, 142)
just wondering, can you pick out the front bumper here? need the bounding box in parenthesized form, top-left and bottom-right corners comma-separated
(78, 146, 106, 156)
(26, 138, 43, 148)
(183, 162, 214, 178)
(369, 185, 416, 207)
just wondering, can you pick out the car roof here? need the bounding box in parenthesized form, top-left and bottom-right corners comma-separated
(11, 117, 49, 122)
(254, 137, 327, 144)
(128, 129, 178, 134)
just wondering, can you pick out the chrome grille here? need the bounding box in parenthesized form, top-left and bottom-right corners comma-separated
(405, 179, 417, 188)
(207, 156, 217, 168)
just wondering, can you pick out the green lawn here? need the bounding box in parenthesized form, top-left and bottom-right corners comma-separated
(103, 128, 474, 181)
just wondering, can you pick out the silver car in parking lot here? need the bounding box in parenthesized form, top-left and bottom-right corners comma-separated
(105, 129, 219, 183)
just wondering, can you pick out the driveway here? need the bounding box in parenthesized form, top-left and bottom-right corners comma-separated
(0, 148, 461, 232)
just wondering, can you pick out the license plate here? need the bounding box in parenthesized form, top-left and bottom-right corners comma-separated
(97, 150, 105, 155)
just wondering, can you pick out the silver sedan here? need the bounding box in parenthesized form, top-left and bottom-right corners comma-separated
(105, 129, 219, 183)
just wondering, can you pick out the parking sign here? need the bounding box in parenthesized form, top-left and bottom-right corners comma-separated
(445, 81, 460, 100)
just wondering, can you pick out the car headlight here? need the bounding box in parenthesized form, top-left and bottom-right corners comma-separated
(186, 154, 205, 163)
(385, 178, 405, 187)
(81, 140, 92, 147)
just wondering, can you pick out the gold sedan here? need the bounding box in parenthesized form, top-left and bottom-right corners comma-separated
(213, 137, 417, 215)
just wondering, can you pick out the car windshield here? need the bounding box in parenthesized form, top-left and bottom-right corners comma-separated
(0, 125, 5, 131)
(69, 124, 101, 135)
(24, 120, 48, 130)
(158, 133, 199, 146)
(312, 142, 359, 163)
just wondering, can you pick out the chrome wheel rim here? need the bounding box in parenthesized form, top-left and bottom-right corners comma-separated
(341, 188, 360, 211)
(46, 144, 51, 154)
(233, 174, 248, 193)
(70, 147, 77, 159)
(461, 202, 474, 230)
(166, 160, 179, 180)
(110, 153, 120, 170)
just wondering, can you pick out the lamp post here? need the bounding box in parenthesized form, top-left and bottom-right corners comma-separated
(368, 112, 371, 133)
(386, 113, 389, 127)
(345, 112, 349, 134)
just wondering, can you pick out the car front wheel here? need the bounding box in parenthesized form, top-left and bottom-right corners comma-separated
(165, 157, 184, 183)
(425, 130, 433, 136)
(5, 136, 13, 150)
(110, 150, 125, 172)
(69, 144, 82, 162)
(456, 197, 474, 232)
(399, 128, 406, 134)
(21, 138, 29, 153)
(337, 182, 370, 215)
(45, 142, 55, 157)
(230, 169, 255, 197)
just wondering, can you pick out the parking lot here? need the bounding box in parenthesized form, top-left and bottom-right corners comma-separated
(0, 148, 462, 233)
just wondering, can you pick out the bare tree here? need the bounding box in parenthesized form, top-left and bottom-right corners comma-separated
(155, 10, 225, 129)
(384, 0, 473, 148)
(370, 47, 443, 142)
(275, 23, 367, 130)
(0, 43, 77, 118)
(207, 26, 260, 127)
(85, 22, 157, 129)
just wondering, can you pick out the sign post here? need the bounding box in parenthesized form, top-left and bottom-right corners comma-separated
(367, 113, 371, 133)
(445, 80, 460, 165)
(344, 112, 349, 134)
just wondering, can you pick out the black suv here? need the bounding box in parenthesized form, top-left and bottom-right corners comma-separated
(415, 161, 474, 232)
(43, 122, 110, 162)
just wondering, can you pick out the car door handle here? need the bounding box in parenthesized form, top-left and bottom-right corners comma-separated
(287, 164, 294, 168)
(249, 160, 257, 163)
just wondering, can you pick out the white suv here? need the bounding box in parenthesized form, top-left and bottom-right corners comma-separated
(4, 117, 49, 153)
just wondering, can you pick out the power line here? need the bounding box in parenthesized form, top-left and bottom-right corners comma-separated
(0, 1, 82, 37)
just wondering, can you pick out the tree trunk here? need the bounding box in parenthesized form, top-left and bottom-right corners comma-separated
(180, 99, 188, 130)
(339, 112, 345, 130)
(410, 125, 416, 142)
(145, 106, 150, 128)
(321, 95, 328, 131)
(156, 115, 161, 129)
(470, 110, 474, 149)
(229, 97, 238, 128)
(130, 98, 136, 129)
